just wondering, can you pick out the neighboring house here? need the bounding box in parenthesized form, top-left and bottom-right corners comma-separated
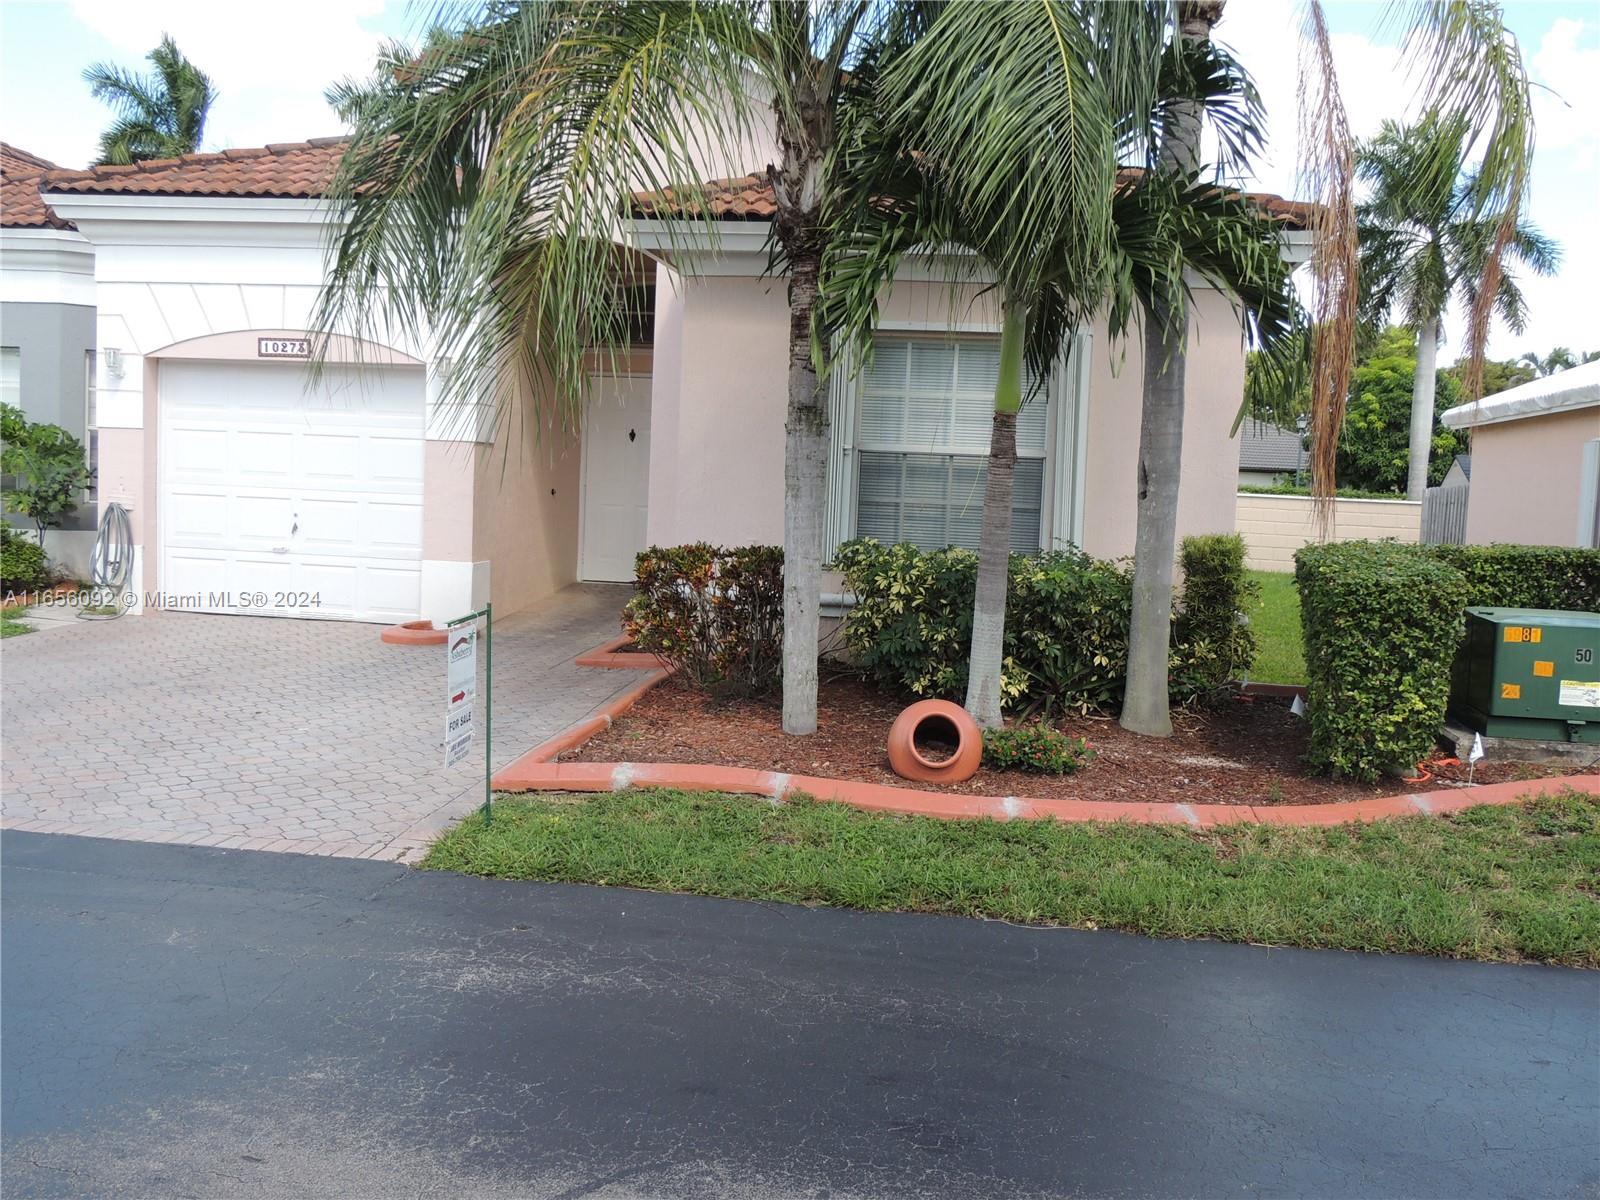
(1440, 360, 1600, 549)
(1440, 453, 1470, 490)
(1, 142, 98, 576)
(29, 138, 1310, 625)
(1236, 418, 1305, 488)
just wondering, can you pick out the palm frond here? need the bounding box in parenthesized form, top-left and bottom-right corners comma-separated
(1298, 0, 1358, 530)
(313, 1, 761, 447)
(1399, 0, 1535, 400)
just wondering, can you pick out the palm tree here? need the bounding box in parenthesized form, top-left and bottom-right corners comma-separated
(84, 35, 216, 166)
(313, 1, 896, 737)
(822, 3, 1295, 729)
(1517, 347, 1590, 377)
(1356, 115, 1557, 499)
(1297, 2, 1541, 516)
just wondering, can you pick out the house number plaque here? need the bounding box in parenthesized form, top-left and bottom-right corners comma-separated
(257, 337, 312, 358)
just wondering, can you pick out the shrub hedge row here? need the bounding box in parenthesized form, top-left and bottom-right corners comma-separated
(1421, 543, 1600, 612)
(833, 534, 1257, 714)
(1294, 539, 1600, 781)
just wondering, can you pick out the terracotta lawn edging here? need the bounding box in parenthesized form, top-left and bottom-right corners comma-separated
(573, 635, 669, 670)
(493, 669, 1599, 828)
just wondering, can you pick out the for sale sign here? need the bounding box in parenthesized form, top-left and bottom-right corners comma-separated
(445, 628, 477, 768)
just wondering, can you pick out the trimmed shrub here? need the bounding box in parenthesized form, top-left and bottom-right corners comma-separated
(1175, 534, 1258, 695)
(834, 537, 1259, 714)
(982, 724, 1093, 774)
(0, 525, 49, 596)
(1422, 543, 1599, 613)
(624, 543, 783, 696)
(1295, 540, 1469, 781)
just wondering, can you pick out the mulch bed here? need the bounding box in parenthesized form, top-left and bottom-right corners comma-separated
(563, 672, 1594, 806)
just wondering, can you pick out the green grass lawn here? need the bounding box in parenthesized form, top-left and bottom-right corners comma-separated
(0, 612, 34, 638)
(423, 787, 1600, 966)
(1246, 569, 1304, 685)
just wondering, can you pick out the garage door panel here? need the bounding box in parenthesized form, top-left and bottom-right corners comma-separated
(302, 433, 363, 483)
(231, 556, 297, 597)
(167, 489, 230, 540)
(161, 359, 424, 623)
(363, 499, 424, 554)
(168, 428, 230, 480)
(235, 493, 297, 544)
(164, 553, 228, 601)
(235, 431, 296, 481)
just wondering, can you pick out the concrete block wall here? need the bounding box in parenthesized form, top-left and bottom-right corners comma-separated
(1236, 493, 1422, 573)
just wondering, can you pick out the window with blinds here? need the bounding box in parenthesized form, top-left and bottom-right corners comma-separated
(854, 336, 1047, 552)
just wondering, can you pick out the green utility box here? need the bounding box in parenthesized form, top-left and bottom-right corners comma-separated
(1450, 607, 1600, 743)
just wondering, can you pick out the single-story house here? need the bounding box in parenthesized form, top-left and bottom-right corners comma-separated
(27, 137, 1311, 624)
(1440, 361, 1600, 549)
(1, 142, 98, 576)
(1440, 453, 1470, 491)
(1236, 417, 1305, 487)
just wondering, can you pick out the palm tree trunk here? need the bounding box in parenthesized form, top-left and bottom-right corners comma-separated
(782, 247, 827, 735)
(1406, 316, 1439, 501)
(1121, 298, 1186, 736)
(964, 300, 1026, 729)
(1119, 0, 1217, 739)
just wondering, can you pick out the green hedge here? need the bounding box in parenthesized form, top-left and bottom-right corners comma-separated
(1176, 534, 1259, 693)
(1295, 541, 1469, 781)
(834, 534, 1257, 714)
(0, 525, 48, 596)
(1422, 543, 1600, 612)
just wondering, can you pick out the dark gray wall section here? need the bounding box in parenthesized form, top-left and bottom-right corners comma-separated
(1, 300, 96, 531)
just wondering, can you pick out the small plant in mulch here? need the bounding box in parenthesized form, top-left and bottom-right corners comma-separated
(982, 724, 1094, 775)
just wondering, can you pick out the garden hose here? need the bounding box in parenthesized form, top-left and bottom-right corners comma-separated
(79, 502, 134, 620)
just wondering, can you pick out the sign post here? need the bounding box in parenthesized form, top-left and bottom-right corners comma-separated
(445, 602, 493, 824)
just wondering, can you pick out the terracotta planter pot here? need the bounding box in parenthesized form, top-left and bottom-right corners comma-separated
(887, 699, 983, 784)
(381, 619, 447, 647)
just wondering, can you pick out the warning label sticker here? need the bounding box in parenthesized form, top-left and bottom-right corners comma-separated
(1559, 680, 1600, 709)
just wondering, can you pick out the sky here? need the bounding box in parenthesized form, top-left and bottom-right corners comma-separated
(1, 0, 1595, 363)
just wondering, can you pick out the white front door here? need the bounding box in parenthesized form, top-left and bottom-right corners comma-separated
(159, 359, 425, 623)
(579, 374, 651, 583)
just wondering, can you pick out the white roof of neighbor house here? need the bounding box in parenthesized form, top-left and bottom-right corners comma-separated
(1441, 360, 1600, 429)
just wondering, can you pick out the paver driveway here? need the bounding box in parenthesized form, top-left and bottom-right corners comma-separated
(1, 585, 635, 860)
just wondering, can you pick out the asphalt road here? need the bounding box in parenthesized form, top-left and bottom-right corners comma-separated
(3, 831, 1596, 1199)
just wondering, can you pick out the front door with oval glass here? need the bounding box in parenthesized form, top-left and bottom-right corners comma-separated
(579, 374, 651, 583)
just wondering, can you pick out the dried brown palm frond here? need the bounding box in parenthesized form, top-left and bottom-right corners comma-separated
(1298, 1, 1358, 535)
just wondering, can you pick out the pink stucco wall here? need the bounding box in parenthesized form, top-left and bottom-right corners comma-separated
(647, 271, 791, 547)
(471, 374, 584, 615)
(1465, 406, 1600, 547)
(646, 271, 1250, 559)
(1080, 289, 1249, 560)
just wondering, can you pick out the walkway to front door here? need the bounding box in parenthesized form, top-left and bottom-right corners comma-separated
(0, 586, 633, 860)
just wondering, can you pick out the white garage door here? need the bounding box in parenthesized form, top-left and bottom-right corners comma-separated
(160, 359, 424, 623)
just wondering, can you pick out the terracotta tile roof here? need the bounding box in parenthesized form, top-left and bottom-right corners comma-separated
(632, 168, 1315, 230)
(631, 174, 778, 220)
(41, 137, 348, 200)
(1, 142, 57, 178)
(1, 143, 72, 230)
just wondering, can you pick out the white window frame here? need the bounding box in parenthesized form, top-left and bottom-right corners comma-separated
(0, 346, 19, 411)
(824, 322, 1091, 559)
